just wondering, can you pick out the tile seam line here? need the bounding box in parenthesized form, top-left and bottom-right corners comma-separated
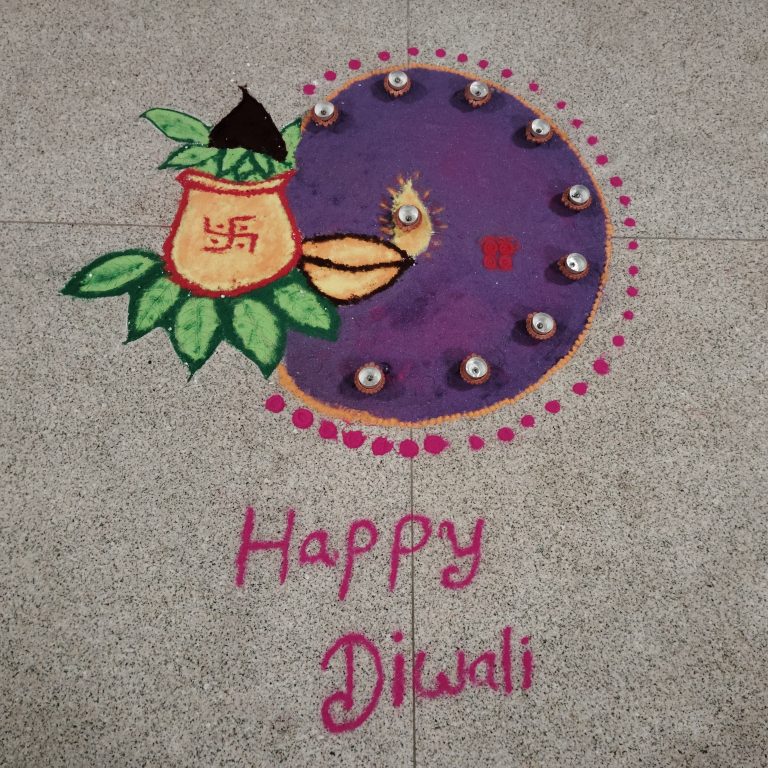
(1, 220, 765, 245)
(406, 22, 417, 768)
(408, 427, 417, 768)
(612, 235, 768, 243)
(406, 19, 416, 768)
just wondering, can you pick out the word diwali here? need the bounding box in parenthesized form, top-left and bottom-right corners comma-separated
(321, 626, 533, 733)
(235, 509, 485, 599)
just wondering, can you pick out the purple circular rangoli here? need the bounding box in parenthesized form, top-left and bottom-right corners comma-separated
(284, 65, 610, 425)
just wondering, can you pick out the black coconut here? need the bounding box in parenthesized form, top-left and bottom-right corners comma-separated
(208, 86, 287, 161)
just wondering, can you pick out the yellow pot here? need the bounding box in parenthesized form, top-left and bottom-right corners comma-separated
(162, 169, 301, 296)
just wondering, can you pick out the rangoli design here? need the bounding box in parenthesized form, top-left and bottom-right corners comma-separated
(64, 50, 640, 457)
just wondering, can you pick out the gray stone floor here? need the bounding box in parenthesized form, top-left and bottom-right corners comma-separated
(1, 1, 766, 766)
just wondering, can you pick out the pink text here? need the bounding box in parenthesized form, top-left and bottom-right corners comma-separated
(320, 626, 534, 733)
(235, 508, 485, 600)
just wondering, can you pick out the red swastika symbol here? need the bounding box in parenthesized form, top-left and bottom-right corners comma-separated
(203, 216, 260, 254)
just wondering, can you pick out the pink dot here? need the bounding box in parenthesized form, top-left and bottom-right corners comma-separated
(571, 118, 583, 128)
(371, 437, 394, 456)
(391, 630, 404, 642)
(613, 335, 625, 347)
(423, 435, 450, 455)
(610, 176, 623, 187)
(556, 100, 567, 109)
(264, 394, 285, 413)
(587, 135, 599, 145)
(593, 358, 611, 376)
(623, 310, 635, 320)
(627, 286, 639, 297)
(528, 81, 539, 92)
(318, 420, 338, 440)
(435, 48, 446, 58)
(378, 50, 391, 61)
(468, 435, 485, 451)
(520, 414, 536, 429)
(324, 70, 337, 81)
(572, 381, 588, 396)
(457, 52, 468, 63)
(292, 408, 314, 429)
(408, 47, 420, 56)
(399, 439, 420, 459)
(521, 636, 530, 645)
(497, 427, 515, 442)
(478, 59, 489, 70)
(624, 217, 636, 227)
(596, 154, 609, 165)
(342, 430, 366, 449)
(302, 84, 316, 95)
(619, 195, 632, 207)
(501, 68, 513, 78)
(348, 58, 361, 70)
(628, 240, 639, 250)
(628, 265, 639, 276)
(544, 400, 561, 414)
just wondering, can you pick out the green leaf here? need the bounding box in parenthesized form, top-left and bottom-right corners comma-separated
(62, 250, 161, 297)
(159, 145, 220, 170)
(253, 153, 278, 177)
(235, 152, 270, 182)
(220, 148, 250, 178)
(268, 271, 339, 340)
(193, 149, 224, 175)
(269, 157, 293, 175)
(280, 118, 302, 167)
(127, 275, 182, 341)
(141, 108, 211, 144)
(170, 297, 221, 374)
(227, 297, 286, 377)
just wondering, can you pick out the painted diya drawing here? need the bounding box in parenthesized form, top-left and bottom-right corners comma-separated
(64, 52, 640, 456)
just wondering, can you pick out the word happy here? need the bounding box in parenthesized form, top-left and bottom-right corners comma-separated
(235, 508, 485, 599)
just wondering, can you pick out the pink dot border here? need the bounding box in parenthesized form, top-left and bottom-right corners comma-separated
(285, 45, 641, 459)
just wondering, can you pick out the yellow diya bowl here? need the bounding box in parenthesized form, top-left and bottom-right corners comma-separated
(162, 168, 302, 297)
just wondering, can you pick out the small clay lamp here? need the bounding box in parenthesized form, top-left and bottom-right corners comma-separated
(460, 354, 491, 385)
(526, 118, 553, 144)
(464, 80, 491, 108)
(355, 363, 385, 394)
(311, 101, 338, 127)
(394, 204, 421, 231)
(384, 70, 411, 97)
(526, 312, 557, 341)
(557, 252, 590, 280)
(562, 184, 592, 211)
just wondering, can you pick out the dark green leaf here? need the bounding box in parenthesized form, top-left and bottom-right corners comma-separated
(159, 145, 220, 170)
(127, 276, 182, 341)
(268, 271, 339, 340)
(227, 297, 285, 377)
(141, 108, 211, 144)
(62, 250, 161, 297)
(170, 297, 221, 374)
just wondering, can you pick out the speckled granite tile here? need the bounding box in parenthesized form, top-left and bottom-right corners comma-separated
(410, 239, 768, 766)
(0, 224, 414, 767)
(407, 0, 768, 240)
(0, 0, 407, 226)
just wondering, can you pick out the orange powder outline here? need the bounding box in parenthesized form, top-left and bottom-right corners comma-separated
(279, 62, 614, 428)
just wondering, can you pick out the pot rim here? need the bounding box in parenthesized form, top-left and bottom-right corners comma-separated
(176, 167, 296, 196)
